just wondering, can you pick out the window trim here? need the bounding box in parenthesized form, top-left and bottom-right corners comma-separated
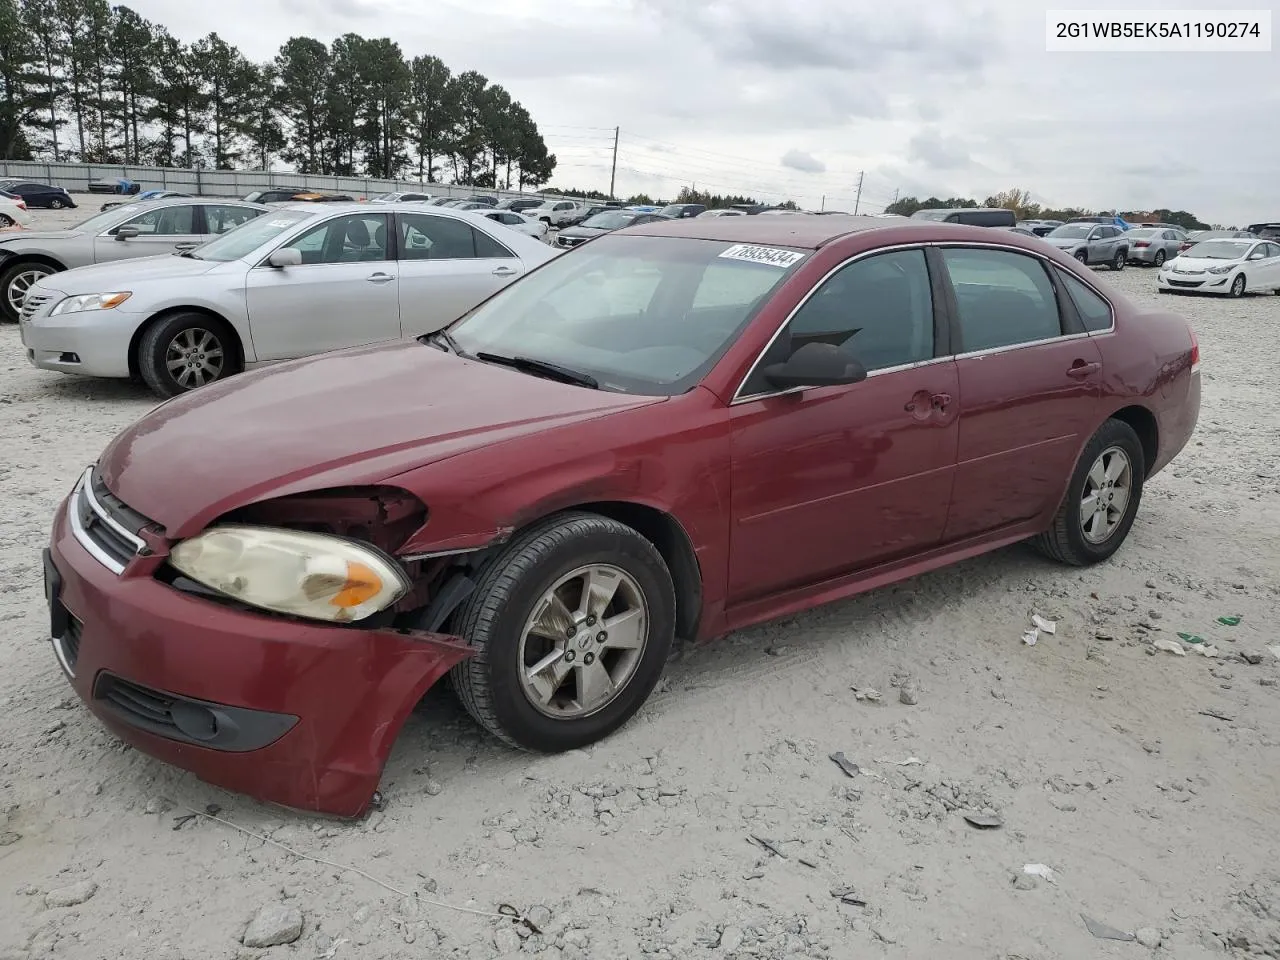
(729, 239, 1118, 405)
(731, 243, 949, 405)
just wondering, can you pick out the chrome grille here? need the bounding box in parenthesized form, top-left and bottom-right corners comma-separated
(19, 291, 54, 323)
(69, 466, 151, 574)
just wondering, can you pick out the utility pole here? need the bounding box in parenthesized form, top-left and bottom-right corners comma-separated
(820, 194, 825, 211)
(892, 187, 899, 207)
(853, 171, 864, 215)
(609, 126, 619, 199)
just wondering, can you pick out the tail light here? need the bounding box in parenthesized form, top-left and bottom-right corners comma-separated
(1134, 241, 1150, 247)
(15, 199, 25, 210)
(1189, 327, 1200, 374)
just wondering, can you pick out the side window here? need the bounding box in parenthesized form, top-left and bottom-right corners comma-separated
(398, 213, 510, 260)
(204, 204, 263, 235)
(281, 214, 388, 264)
(1057, 270, 1113, 333)
(941, 247, 1062, 352)
(473, 226, 515, 259)
(742, 248, 935, 395)
(556, 202, 572, 211)
(1097, 226, 1116, 239)
(113, 204, 196, 236)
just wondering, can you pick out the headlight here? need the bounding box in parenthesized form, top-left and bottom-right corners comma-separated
(50, 292, 131, 315)
(1206, 264, 1236, 274)
(169, 525, 411, 623)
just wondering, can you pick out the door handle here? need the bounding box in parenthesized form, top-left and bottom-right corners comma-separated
(365, 272, 393, 284)
(930, 392, 953, 410)
(1067, 361, 1102, 378)
(492, 266, 519, 277)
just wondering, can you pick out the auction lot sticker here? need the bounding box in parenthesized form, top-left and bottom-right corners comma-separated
(719, 244, 806, 268)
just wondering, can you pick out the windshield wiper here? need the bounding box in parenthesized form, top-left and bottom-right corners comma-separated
(421, 329, 462, 354)
(475, 351, 598, 389)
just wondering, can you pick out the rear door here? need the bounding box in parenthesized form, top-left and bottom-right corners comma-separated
(395, 212, 526, 335)
(92, 203, 205, 263)
(938, 245, 1105, 542)
(245, 211, 400, 360)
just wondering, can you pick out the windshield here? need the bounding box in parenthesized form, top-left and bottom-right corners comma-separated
(658, 205, 686, 217)
(70, 206, 147, 233)
(1048, 224, 1094, 239)
(911, 209, 950, 220)
(1184, 240, 1252, 260)
(447, 234, 808, 396)
(188, 210, 312, 261)
(581, 212, 637, 230)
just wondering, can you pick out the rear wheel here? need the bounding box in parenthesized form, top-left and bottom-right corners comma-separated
(1110, 249, 1126, 271)
(48, 197, 67, 209)
(1229, 274, 1246, 297)
(450, 512, 676, 752)
(0, 214, 12, 228)
(0, 261, 55, 322)
(1032, 419, 1145, 566)
(1153, 250, 1166, 267)
(136, 312, 238, 398)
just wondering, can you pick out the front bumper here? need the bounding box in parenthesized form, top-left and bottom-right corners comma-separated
(1157, 270, 1233, 293)
(46, 496, 472, 817)
(21, 305, 148, 378)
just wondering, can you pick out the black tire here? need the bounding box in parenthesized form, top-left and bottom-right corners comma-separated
(0, 214, 12, 228)
(1153, 250, 1166, 267)
(48, 197, 66, 209)
(0, 260, 56, 322)
(1032, 418, 1145, 566)
(1074, 250, 1088, 264)
(1110, 249, 1126, 271)
(450, 511, 676, 752)
(1229, 274, 1246, 298)
(136, 311, 238, 398)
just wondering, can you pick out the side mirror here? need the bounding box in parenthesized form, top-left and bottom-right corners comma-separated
(1248, 251, 1264, 260)
(267, 248, 302, 268)
(114, 226, 140, 241)
(762, 341, 867, 391)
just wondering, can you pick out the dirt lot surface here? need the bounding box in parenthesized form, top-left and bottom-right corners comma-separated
(1, 211, 1278, 959)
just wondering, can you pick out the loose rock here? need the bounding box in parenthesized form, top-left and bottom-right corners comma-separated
(719, 925, 744, 952)
(492, 925, 521, 953)
(45, 880, 98, 908)
(899, 680, 919, 706)
(241, 901, 304, 948)
(1013, 873, 1039, 891)
(1136, 927, 1163, 948)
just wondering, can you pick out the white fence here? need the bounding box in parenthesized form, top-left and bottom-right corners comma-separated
(0, 160, 571, 203)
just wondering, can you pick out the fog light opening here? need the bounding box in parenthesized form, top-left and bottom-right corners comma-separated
(170, 701, 219, 741)
(58, 352, 80, 363)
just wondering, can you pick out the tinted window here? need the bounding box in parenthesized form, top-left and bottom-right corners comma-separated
(398, 213, 511, 260)
(941, 248, 1062, 352)
(284, 213, 388, 264)
(743, 249, 934, 395)
(114, 204, 196, 235)
(1058, 271, 1113, 333)
(204, 204, 263, 234)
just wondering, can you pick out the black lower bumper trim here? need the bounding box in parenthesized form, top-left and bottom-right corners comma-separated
(93, 672, 298, 753)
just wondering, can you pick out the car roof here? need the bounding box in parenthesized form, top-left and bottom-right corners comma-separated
(622, 213, 968, 249)
(109, 196, 267, 211)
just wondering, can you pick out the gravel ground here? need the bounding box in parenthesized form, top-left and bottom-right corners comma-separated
(2, 208, 1279, 959)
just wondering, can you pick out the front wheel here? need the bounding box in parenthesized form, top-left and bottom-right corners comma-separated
(1110, 250, 1126, 271)
(48, 197, 67, 209)
(136, 312, 238, 398)
(1074, 250, 1089, 264)
(1229, 274, 1246, 297)
(450, 512, 676, 752)
(0, 261, 55, 322)
(1032, 419, 1145, 566)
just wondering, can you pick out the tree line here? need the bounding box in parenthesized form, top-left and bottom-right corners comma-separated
(0, 0, 557, 188)
(885, 187, 1213, 231)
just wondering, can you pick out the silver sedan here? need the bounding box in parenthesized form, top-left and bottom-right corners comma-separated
(0, 197, 268, 321)
(18, 202, 560, 397)
(1124, 227, 1189, 267)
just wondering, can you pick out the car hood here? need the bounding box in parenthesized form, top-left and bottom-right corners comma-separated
(559, 226, 611, 238)
(0, 229, 82, 246)
(1163, 257, 1240, 271)
(1044, 236, 1087, 247)
(36, 253, 224, 293)
(97, 341, 665, 538)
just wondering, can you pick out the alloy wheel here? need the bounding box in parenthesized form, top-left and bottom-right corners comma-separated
(1154, 250, 1166, 267)
(1230, 275, 1246, 297)
(1080, 446, 1133, 544)
(6, 267, 51, 316)
(164, 327, 225, 389)
(517, 563, 650, 719)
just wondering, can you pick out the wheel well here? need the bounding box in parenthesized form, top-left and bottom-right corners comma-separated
(127, 307, 244, 379)
(2, 254, 65, 274)
(573, 501, 703, 640)
(1110, 405, 1158, 476)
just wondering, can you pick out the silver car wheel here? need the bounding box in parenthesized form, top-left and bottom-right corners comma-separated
(165, 327, 225, 389)
(1080, 445, 1132, 544)
(517, 563, 649, 720)
(6, 266, 51, 315)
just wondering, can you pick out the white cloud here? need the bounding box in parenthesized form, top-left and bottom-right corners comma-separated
(781, 150, 826, 174)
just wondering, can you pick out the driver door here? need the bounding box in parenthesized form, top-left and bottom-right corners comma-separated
(727, 247, 959, 604)
(92, 204, 204, 263)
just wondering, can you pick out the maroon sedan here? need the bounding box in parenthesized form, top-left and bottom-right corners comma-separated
(44, 217, 1200, 816)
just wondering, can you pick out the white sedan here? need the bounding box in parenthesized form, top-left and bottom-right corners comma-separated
(475, 208, 549, 241)
(0, 193, 35, 229)
(1158, 237, 1280, 297)
(18, 203, 558, 397)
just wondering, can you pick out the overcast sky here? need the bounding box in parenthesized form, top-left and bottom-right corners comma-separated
(126, 0, 1274, 225)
